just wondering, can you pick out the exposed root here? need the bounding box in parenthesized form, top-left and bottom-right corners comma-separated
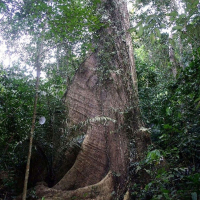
(35, 171, 114, 200)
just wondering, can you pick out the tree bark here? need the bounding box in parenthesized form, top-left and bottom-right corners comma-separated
(169, 32, 177, 78)
(22, 41, 43, 200)
(36, 0, 150, 199)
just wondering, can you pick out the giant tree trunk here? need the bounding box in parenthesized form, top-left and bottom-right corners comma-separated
(36, 0, 150, 199)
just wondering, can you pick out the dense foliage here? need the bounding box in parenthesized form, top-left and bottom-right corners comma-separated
(0, 64, 70, 198)
(0, 0, 200, 199)
(129, 0, 200, 198)
(131, 51, 200, 200)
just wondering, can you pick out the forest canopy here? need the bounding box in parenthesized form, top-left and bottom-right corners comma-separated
(0, 0, 200, 199)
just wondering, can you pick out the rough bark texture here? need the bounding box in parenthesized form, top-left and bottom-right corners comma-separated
(35, 0, 150, 199)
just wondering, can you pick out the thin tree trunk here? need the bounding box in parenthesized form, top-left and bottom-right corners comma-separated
(22, 41, 43, 200)
(169, 0, 179, 78)
(178, 36, 184, 69)
(169, 32, 177, 77)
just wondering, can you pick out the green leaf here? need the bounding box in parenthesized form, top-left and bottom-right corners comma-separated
(136, 0, 141, 4)
(172, 26, 183, 30)
(194, 97, 200, 103)
(163, 124, 172, 129)
(178, 113, 182, 119)
(145, 182, 152, 190)
(160, 23, 166, 28)
(166, 11, 178, 17)
(128, 27, 136, 33)
(146, 149, 161, 163)
(138, 25, 144, 36)
(154, 28, 161, 38)
(166, 107, 172, 115)
(196, 103, 200, 109)
(179, 14, 187, 18)
(150, 33, 155, 44)
(161, 189, 169, 194)
(191, 0, 199, 8)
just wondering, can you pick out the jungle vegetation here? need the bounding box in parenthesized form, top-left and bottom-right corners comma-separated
(0, 0, 200, 199)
